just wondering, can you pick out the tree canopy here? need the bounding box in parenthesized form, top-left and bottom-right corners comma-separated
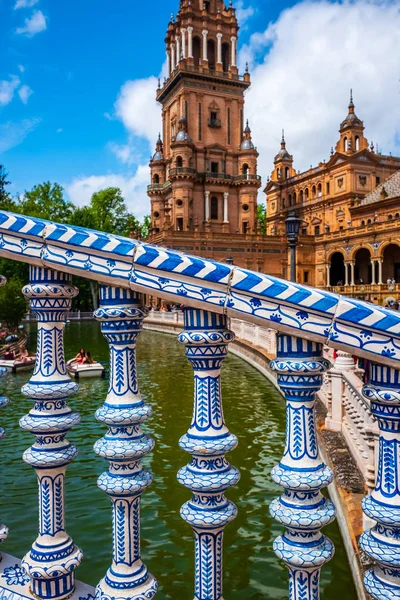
(0, 277, 28, 329)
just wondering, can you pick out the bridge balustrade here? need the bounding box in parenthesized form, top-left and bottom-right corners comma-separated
(0, 209, 399, 600)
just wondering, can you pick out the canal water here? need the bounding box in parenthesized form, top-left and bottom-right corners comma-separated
(0, 322, 357, 599)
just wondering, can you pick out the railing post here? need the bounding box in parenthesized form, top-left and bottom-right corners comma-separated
(270, 335, 335, 599)
(0, 364, 9, 550)
(20, 266, 82, 600)
(361, 363, 400, 597)
(94, 286, 157, 600)
(178, 309, 239, 600)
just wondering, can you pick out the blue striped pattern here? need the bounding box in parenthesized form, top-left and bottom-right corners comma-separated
(1, 209, 400, 366)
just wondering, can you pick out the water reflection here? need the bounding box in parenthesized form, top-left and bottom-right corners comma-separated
(0, 322, 357, 599)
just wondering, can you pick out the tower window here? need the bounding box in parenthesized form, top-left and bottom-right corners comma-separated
(344, 137, 348, 152)
(211, 197, 218, 219)
(207, 39, 216, 70)
(222, 43, 230, 72)
(211, 162, 219, 174)
(153, 174, 160, 184)
(242, 163, 249, 175)
(355, 136, 360, 151)
(176, 218, 184, 231)
(227, 107, 231, 145)
(326, 182, 330, 195)
(314, 225, 320, 235)
(176, 156, 183, 168)
(376, 176, 381, 186)
(293, 192, 297, 204)
(193, 37, 201, 66)
(285, 167, 289, 179)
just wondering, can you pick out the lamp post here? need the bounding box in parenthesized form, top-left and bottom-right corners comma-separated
(285, 212, 301, 283)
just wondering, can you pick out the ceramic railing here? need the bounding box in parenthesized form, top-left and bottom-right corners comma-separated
(0, 209, 399, 600)
(321, 352, 379, 494)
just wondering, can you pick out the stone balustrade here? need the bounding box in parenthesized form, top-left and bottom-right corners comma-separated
(1, 209, 400, 599)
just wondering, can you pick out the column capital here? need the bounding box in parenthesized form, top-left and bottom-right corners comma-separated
(187, 25, 193, 32)
(216, 32, 223, 39)
(202, 29, 208, 37)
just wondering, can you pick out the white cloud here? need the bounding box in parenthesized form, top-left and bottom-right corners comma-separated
(0, 118, 41, 153)
(14, 0, 39, 9)
(66, 166, 151, 218)
(17, 64, 25, 73)
(114, 77, 161, 147)
(16, 10, 47, 37)
(0, 76, 20, 106)
(18, 84, 33, 104)
(240, 0, 400, 179)
(236, 0, 254, 28)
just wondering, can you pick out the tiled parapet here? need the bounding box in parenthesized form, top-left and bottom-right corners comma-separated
(2, 210, 400, 367)
(178, 309, 239, 600)
(94, 286, 157, 600)
(19, 267, 83, 600)
(270, 335, 336, 600)
(360, 364, 400, 598)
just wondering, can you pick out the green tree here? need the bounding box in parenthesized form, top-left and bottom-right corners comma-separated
(0, 277, 27, 328)
(90, 187, 130, 234)
(257, 203, 267, 236)
(139, 215, 151, 239)
(20, 182, 74, 222)
(0, 165, 19, 212)
(70, 205, 97, 229)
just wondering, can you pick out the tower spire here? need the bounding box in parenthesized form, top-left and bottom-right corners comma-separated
(349, 89, 355, 113)
(281, 129, 286, 148)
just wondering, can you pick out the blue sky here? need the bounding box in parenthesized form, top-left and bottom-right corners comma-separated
(1, 0, 400, 216)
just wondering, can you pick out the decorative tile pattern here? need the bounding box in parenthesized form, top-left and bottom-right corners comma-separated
(270, 335, 335, 600)
(19, 267, 83, 600)
(1, 210, 400, 366)
(94, 287, 157, 600)
(177, 309, 239, 600)
(360, 364, 400, 599)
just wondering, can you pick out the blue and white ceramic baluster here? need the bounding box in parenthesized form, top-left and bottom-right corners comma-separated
(178, 309, 239, 600)
(270, 335, 335, 600)
(94, 286, 157, 600)
(20, 267, 83, 600)
(0, 361, 9, 549)
(361, 364, 400, 598)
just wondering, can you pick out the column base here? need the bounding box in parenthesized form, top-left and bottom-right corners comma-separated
(95, 571, 157, 600)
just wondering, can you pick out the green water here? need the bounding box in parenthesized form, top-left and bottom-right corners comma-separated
(0, 322, 357, 599)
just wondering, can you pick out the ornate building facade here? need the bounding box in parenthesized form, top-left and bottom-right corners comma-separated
(265, 94, 400, 304)
(147, 0, 285, 275)
(147, 1, 400, 305)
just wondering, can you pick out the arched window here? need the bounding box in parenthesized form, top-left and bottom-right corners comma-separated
(288, 194, 292, 207)
(317, 183, 322, 197)
(344, 137, 348, 152)
(207, 39, 216, 69)
(355, 136, 360, 151)
(305, 188, 309, 200)
(282, 198, 286, 209)
(285, 167, 290, 179)
(367, 219, 372, 225)
(153, 174, 160, 184)
(355, 247, 372, 284)
(242, 163, 249, 175)
(312, 185, 316, 198)
(330, 252, 346, 286)
(361, 220, 365, 226)
(176, 156, 183, 168)
(293, 191, 297, 204)
(211, 196, 218, 220)
(193, 37, 201, 66)
(299, 190, 304, 203)
(222, 42, 230, 72)
(389, 214, 393, 220)
(277, 168, 281, 179)
(396, 213, 400, 219)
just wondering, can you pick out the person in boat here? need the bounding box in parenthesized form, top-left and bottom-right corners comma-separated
(18, 346, 30, 363)
(83, 351, 94, 365)
(71, 348, 86, 365)
(3, 345, 15, 361)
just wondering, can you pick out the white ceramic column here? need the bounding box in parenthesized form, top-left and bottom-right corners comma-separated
(167, 50, 171, 75)
(187, 27, 193, 58)
(350, 262, 355, 286)
(217, 33, 223, 64)
(223, 192, 229, 223)
(171, 43, 176, 71)
(181, 28, 186, 59)
(371, 260, 376, 285)
(202, 30, 208, 61)
(378, 260, 383, 285)
(345, 263, 349, 286)
(326, 265, 331, 287)
(205, 191, 210, 221)
(231, 36, 237, 66)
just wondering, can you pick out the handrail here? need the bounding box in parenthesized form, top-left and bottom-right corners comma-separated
(0, 209, 399, 368)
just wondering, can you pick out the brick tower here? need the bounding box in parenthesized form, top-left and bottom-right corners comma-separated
(148, 0, 262, 238)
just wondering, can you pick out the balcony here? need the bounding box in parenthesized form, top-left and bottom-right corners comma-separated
(208, 117, 221, 128)
(168, 167, 197, 178)
(147, 181, 171, 192)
